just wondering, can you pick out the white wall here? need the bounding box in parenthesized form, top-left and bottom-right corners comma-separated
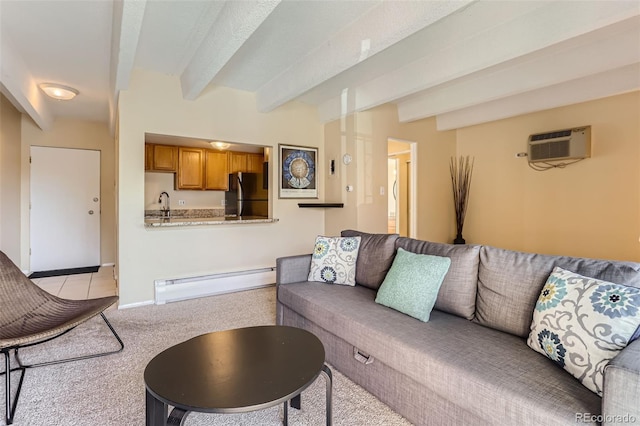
(0, 94, 22, 265)
(117, 70, 324, 306)
(144, 172, 225, 210)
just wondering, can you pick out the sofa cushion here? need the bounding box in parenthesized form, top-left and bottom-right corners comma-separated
(395, 237, 480, 320)
(375, 248, 451, 322)
(528, 267, 640, 396)
(277, 282, 601, 424)
(308, 235, 361, 285)
(476, 246, 640, 337)
(341, 230, 398, 290)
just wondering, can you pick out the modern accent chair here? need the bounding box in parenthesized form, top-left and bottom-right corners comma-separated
(0, 251, 123, 425)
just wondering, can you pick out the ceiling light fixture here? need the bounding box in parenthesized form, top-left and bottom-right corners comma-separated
(210, 141, 230, 150)
(39, 83, 79, 100)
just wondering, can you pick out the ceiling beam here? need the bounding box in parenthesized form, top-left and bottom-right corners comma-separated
(435, 64, 640, 131)
(180, 0, 281, 101)
(109, 0, 147, 133)
(0, 33, 53, 130)
(256, 0, 472, 113)
(316, 1, 640, 124)
(398, 16, 640, 123)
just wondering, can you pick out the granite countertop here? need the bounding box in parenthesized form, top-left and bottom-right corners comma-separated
(144, 216, 279, 227)
(145, 208, 225, 218)
(144, 209, 278, 227)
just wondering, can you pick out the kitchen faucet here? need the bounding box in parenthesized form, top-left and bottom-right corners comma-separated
(158, 191, 170, 218)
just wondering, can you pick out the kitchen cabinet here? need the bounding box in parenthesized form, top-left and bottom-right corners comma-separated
(145, 144, 177, 172)
(176, 147, 204, 189)
(228, 152, 247, 174)
(176, 148, 228, 190)
(246, 153, 265, 173)
(145, 144, 152, 171)
(204, 151, 228, 190)
(152, 145, 177, 171)
(228, 152, 264, 174)
(148, 143, 258, 190)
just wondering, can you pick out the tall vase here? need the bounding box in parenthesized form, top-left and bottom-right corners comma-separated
(453, 232, 465, 245)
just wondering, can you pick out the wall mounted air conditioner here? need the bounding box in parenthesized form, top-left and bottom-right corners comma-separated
(527, 126, 591, 163)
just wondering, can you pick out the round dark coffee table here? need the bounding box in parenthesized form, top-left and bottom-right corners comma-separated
(144, 325, 332, 425)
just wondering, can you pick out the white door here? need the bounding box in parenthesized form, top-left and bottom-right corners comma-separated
(30, 146, 101, 271)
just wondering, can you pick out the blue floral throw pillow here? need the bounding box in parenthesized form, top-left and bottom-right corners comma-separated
(527, 266, 640, 396)
(308, 236, 361, 286)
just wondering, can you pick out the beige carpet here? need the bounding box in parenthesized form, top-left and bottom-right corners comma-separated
(1, 287, 411, 425)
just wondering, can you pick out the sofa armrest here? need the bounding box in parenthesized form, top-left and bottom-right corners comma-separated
(275, 254, 312, 326)
(602, 338, 640, 425)
(276, 254, 312, 285)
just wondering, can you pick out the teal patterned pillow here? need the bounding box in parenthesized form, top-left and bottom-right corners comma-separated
(375, 248, 451, 322)
(527, 266, 640, 396)
(308, 236, 361, 285)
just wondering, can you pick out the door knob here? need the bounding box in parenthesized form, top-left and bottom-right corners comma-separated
(88, 210, 94, 215)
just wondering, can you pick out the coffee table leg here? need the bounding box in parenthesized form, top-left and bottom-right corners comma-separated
(291, 394, 301, 409)
(283, 400, 288, 426)
(167, 408, 190, 426)
(322, 365, 333, 426)
(145, 389, 167, 426)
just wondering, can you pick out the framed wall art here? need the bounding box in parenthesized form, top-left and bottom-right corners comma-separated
(279, 144, 318, 199)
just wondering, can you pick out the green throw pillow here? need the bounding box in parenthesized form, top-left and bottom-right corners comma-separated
(375, 248, 451, 322)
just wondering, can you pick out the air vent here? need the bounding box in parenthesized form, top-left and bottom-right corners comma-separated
(528, 126, 591, 163)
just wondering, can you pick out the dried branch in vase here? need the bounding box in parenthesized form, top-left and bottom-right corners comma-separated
(450, 156, 474, 244)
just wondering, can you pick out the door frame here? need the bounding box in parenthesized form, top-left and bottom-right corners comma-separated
(387, 138, 417, 238)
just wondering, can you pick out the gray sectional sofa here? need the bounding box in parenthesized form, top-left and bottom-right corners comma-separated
(276, 231, 640, 425)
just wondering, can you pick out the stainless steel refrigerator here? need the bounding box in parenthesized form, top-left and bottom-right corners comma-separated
(224, 172, 268, 218)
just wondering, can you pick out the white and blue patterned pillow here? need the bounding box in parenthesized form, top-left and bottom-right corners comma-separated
(308, 236, 361, 286)
(527, 266, 640, 396)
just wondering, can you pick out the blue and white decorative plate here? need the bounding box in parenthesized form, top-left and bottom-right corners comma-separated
(283, 150, 315, 189)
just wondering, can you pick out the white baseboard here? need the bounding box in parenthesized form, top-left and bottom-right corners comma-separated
(101, 262, 115, 267)
(118, 300, 154, 310)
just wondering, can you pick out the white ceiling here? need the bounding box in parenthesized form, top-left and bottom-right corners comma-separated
(1, 0, 639, 133)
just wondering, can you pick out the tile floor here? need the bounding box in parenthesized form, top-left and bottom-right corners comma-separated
(33, 266, 118, 306)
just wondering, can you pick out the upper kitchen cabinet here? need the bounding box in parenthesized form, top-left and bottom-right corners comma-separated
(145, 132, 268, 191)
(145, 143, 177, 172)
(228, 152, 264, 174)
(145, 144, 152, 170)
(204, 151, 228, 190)
(228, 152, 247, 174)
(246, 153, 265, 173)
(176, 147, 204, 189)
(153, 145, 178, 171)
(176, 148, 228, 190)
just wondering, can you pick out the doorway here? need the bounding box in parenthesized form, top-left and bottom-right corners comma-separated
(387, 139, 416, 237)
(30, 146, 101, 272)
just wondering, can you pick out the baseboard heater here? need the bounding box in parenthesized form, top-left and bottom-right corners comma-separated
(154, 267, 276, 305)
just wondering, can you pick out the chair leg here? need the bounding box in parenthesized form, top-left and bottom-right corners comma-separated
(2, 312, 123, 424)
(15, 313, 124, 369)
(3, 350, 26, 425)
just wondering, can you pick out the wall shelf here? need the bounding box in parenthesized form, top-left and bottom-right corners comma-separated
(298, 203, 344, 208)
